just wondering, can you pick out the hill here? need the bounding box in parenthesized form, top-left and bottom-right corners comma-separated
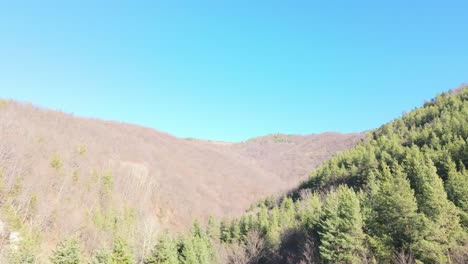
(203, 86, 468, 264)
(0, 100, 362, 260)
(5, 86, 466, 263)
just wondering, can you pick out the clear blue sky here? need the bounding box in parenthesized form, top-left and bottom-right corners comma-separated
(1, 1, 467, 142)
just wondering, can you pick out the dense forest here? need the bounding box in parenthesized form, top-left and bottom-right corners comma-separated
(4, 86, 468, 263)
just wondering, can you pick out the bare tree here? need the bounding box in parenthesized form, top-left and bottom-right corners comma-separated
(300, 237, 319, 264)
(394, 249, 415, 264)
(221, 243, 248, 264)
(219, 230, 265, 264)
(244, 230, 265, 264)
(449, 243, 468, 264)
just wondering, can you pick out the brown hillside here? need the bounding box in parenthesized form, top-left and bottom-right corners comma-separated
(0, 100, 363, 250)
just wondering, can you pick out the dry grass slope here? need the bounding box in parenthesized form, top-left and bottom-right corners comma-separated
(0, 100, 363, 255)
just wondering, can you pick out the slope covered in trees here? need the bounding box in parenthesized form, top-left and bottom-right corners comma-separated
(0, 99, 362, 262)
(226, 86, 468, 263)
(2, 87, 468, 263)
(127, 86, 466, 264)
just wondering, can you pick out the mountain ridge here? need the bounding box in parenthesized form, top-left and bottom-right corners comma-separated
(0, 99, 363, 251)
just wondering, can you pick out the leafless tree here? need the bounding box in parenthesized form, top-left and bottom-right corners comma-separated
(299, 237, 319, 264)
(244, 230, 265, 263)
(449, 243, 468, 264)
(394, 249, 415, 264)
(221, 243, 248, 264)
(219, 230, 266, 264)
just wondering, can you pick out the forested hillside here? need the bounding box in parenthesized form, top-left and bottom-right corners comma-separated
(2, 87, 467, 263)
(210, 86, 468, 263)
(0, 100, 361, 263)
(127, 86, 467, 264)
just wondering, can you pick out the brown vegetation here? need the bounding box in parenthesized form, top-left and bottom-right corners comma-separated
(0, 100, 363, 254)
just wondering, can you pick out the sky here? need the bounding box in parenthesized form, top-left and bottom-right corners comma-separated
(0, 1, 467, 142)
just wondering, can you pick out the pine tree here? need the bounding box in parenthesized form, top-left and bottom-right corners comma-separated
(206, 216, 220, 241)
(50, 238, 81, 264)
(230, 219, 241, 242)
(92, 249, 112, 264)
(279, 196, 296, 229)
(368, 164, 422, 262)
(446, 161, 468, 207)
(404, 148, 451, 219)
(239, 215, 251, 239)
(179, 222, 215, 264)
(299, 192, 322, 231)
(178, 236, 197, 264)
(267, 206, 281, 246)
(220, 220, 232, 243)
(144, 232, 179, 264)
(318, 185, 366, 263)
(257, 203, 270, 236)
(111, 238, 134, 264)
(8, 237, 37, 264)
(403, 149, 463, 262)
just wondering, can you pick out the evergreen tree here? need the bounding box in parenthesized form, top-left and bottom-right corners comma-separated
(238, 215, 251, 239)
(7, 237, 37, 264)
(220, 220, 232, 243)
(257, 203, 270, 236)
(299, 192, 322, 231)
(179, 222, 215, 264)
(445, 161, 468, 227)
(279, 196, 296, 228)
(318, 185, 366, 263)
(144, 232, 179, 264)
(404, 148, 451, 219)
(368, 164, 422, 262)
(92, 249, 112, 264)
(230, 219, 241, 242)
(206, 216, 220, 241)
(50, 238, 81, 264)
(111, 238, 134, 264)
(403, 149, 463, 262)
(267, 206, 281, 246)
(178, 236, 197, 264)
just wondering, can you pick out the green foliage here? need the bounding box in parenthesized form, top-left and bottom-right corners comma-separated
(50, 154, 63, 170)
(257, 203, 270, 235)
(219, 220, 232, 243)
(72, 169, 79, 184)
(7, 230, 41, 264)
(7, 241, 36, 264)
(1, 202, 23, 230)
(206, 216, 220, 241)
(17, 87, 468, 264)
(111, 237, 134, 264)
(266, 206, 280, 246)
(101, 170, 114, 196)
(272, 133, 289, 143)
(9, 175, 23, 199)
(230, 219, 241, 242)
(178, 222, 216, 264)
(92, 207, 137, 242)
(445, 161, 468, 215)
(298, 192, 322, 231)
(77, 144, 87, 156)
(144, 232, 178, 264)
(318, 185, 366, 263)
(279, 196, 296, 229)
(50, 237, 81, 264)
(298, 87, 468, 263)
(206, 87, 468, 263)
(367, 164, 422, 262)
(92, 249, 112, 264)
